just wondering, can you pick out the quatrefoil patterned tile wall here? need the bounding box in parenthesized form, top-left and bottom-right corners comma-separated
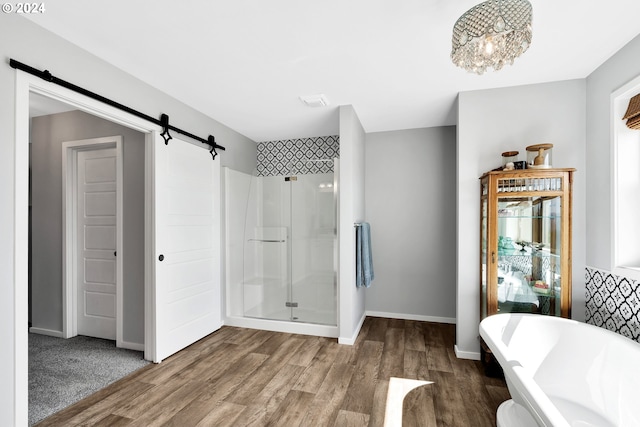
(586, 267, 640, 343)
(256, 135, 340, 177)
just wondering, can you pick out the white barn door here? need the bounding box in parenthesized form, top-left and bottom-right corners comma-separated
(151, 133, 221, 362)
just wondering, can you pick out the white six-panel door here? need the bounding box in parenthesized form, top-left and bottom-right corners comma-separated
(152, 134, 221, 362)
(77, 148, 118, 340)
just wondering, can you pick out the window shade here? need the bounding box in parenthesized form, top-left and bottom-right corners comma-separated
(623, 93, 640, 130)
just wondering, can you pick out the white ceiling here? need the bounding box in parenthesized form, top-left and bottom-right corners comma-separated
(24, 0, 640, 142)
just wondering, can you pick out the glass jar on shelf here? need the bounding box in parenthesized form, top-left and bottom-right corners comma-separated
(501, 151, 519, 169)
(526, 143, 553, 169)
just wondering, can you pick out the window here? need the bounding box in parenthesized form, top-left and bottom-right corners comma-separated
(612, 75, 640, 280)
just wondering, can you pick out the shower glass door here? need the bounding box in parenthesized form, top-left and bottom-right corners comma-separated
(242, 160, 337, 326)
(290, 169, 337, 325)
(243, 175, 290, 321)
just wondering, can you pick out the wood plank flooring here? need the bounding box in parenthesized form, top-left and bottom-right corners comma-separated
(35, 317, 509, 427)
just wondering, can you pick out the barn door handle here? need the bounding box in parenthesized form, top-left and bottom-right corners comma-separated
(158, 254, 164, 261)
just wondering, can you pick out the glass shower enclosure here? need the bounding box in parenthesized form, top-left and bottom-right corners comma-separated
(242, 161, 337, 326)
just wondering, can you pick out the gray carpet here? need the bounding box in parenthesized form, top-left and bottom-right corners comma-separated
(29, 333, 150, 426)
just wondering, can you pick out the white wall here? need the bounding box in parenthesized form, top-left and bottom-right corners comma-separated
(338, 105, 367, 343)
(457, 79, 587, 358)
(1, 15, 255, 426)
(586, 34, 640, 269)
(365, 127, 456, 322)
(30, 110, 146, 344)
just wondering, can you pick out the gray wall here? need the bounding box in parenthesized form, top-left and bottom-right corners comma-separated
(586, 34, 640, 269)
(338, 105, 367, 343)
(31, 110, 146, 345)
(457, 79, 587, 358)
(1, 15, 256, 425)
(365, 127, 456, 320)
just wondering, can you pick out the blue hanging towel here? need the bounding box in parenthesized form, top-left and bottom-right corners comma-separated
(356, 222, 374, 288)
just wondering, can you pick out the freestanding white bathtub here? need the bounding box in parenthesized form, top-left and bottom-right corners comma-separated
(480, 313, 640, 427)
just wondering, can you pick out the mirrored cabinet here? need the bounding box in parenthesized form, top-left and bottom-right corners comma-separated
(480, 168, 575, 322)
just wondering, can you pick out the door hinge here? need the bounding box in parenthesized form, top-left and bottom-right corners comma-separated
(285, 302, 299, 308)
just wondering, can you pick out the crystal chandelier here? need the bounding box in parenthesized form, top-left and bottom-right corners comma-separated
(451, 0, 532, 75)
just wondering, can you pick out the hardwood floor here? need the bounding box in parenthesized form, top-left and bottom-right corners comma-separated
(35, 317, 509, 426)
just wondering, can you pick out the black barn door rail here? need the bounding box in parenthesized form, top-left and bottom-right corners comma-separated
(10, 58, 226, 159)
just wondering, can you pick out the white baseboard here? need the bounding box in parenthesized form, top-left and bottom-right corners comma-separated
(338, 311, 366, 345)
(365, 311, 456, 325)
(454, 344, 480, 361)
(29, 327, 64, 338)
(118, 340, 144, 351)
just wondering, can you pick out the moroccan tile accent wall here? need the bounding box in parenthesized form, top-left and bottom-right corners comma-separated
(585, 266, 640, 343)
(256, 135, 339, 177)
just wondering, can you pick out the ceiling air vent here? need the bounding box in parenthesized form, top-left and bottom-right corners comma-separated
(299, 94, 330, 107)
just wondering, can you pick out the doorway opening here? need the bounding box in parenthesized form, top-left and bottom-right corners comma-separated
(19, 74, 155, 425)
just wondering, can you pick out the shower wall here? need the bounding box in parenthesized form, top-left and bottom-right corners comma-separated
(256, 136, 339, 176)
(225, 168, 252, 318)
